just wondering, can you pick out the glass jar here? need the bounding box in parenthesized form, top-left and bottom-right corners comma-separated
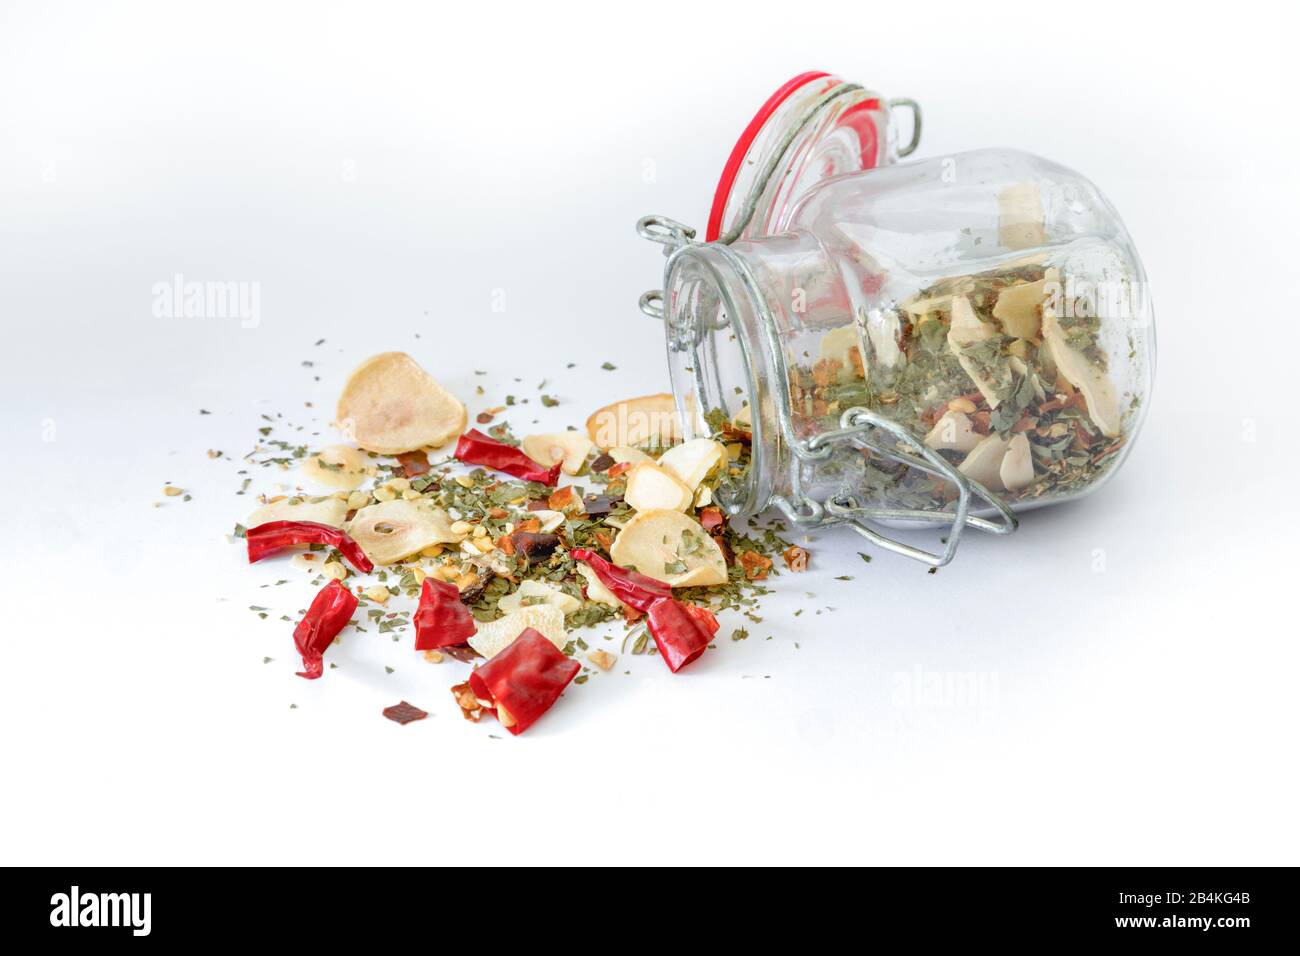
(639, 148, 1155, 566)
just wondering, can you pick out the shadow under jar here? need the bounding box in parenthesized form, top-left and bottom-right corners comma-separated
(649, 149, 1155, 566)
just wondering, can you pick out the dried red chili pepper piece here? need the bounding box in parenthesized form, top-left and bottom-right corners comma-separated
(467, 628, 580, 735)
(395, 451, 431, 478)
(246, 520, 374, 574)
(646, 596, 718, 673)
(382, 700, 428, 725)
(583, 494, 616, 517)
(453, 429, 561, 486)
(569, 548, 671, 613)
(697, 506, 725, 532)
(509, 531, 561, 564)
(413, 578, 477, 651)
(293, 579, 357, 679)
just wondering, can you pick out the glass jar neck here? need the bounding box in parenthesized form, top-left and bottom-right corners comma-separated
(664, 232, 837, 518)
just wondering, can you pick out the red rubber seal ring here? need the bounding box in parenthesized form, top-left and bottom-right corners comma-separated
(705, 71, 832, 243)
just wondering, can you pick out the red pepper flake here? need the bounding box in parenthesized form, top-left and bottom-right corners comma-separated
(646, 597, 718, 673)
(569, 548, 671, 613)
(441, 644, 482, 663)
(454, 429, 561, 486)
(606, 461, 633, 478)
(413, 578, 477, 651)
(509, 531, 561, 564)
(246, 520, 374, 574)
(698, 506, 725, 532)
(467, 628, 580, 735)
(293, 579, 357, 679)
(547, 485, 583, 513)
(395, 451, 430, 478)
(738, 549, 773, 580)
(382, 700, 428, 725)
(781, 545, 809, 572)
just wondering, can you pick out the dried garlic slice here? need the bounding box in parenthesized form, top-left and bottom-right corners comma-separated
(520, 432, 594, 476)
(991, 268, 1058, 341)
(301, 444, 373, 490)
(576, 564, 621, 608)
(997, 181, 1046, 251)
(958, 434, 1009, 491)
(1041, 307, 1121, 437)
(586, 393, 681, 449)
(497, 580, 581, 616)
(336, 352, 467, 454)
(817, 325, 864, 382)
(657, 438, 726, 492)
(924, 410, 982, 454)
(624, 462, 694, 513)
(609, 509, 727, 587)
(1000, 433, 1036, 492)
(467, 604, 566, 661)
(609, 445, 653, 465)
(345, 498, 465, 565)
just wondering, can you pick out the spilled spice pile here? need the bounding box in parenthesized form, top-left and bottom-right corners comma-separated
(229, 351, 806, 734)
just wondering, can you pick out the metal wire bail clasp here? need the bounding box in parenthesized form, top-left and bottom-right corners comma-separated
(637, 215, 698, 321)
(778, 406, 1019, 568)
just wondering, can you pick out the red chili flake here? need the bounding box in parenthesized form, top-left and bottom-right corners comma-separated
(414, 578, 477, 651)
(509, 531, 560, 564)
(382, 701, 428, 725)
(395, 451, 430, 478)
(293, 579, 357, 679)
(547, 485, 583, 513)
(441, 645, 482, 663)
(583, 494, 616, 517)
(698, 506, 725, 531)
(475, 411, 494, 424)
(246, 520, 374, 573)
(467, 628, 580, 735)
(606, 461, 633, 478)
(738, 550, 774, 580)
(569, 548, 671, 613)
(454, 429, 560, 485)
(646, 597, 718, 673)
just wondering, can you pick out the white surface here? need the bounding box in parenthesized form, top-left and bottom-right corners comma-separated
(2, 0, 1298, 865)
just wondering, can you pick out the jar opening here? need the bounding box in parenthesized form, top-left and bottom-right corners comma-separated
(663, 248, 770, 517)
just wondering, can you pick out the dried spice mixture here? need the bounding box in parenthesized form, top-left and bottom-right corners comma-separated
(219, 349, 809, 734)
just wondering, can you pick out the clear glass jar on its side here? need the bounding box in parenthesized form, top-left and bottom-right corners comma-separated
(652, 149, 1155, 565)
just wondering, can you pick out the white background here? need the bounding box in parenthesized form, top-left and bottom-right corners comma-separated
(2, 0, 1297, 865)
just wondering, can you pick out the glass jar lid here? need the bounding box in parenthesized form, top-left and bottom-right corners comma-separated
(705, 71, 919, 244)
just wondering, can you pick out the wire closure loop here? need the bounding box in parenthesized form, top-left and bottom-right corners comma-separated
(805, 407, 1017, 567)
(888, 98, 922, 158)
(636, 215, 697, 253)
